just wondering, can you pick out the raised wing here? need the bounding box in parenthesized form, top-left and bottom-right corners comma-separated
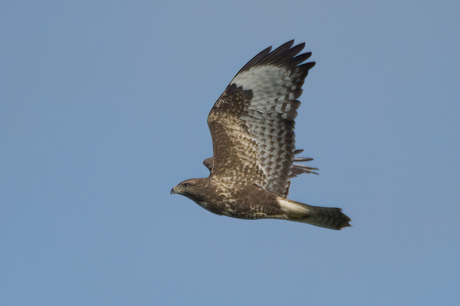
(207, 40, 315, 196)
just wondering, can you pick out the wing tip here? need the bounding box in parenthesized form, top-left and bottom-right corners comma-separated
(238, 40, 315, 74)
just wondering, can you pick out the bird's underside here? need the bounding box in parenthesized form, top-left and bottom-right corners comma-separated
(171, 40, 351, 230)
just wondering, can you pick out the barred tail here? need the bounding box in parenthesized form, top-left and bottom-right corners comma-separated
(277, 198, 351, 230)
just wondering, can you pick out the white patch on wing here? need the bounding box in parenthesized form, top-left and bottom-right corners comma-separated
(232, 66, 296, 115)
(232, 66, 286, 93)
(277, 197, 309, 215)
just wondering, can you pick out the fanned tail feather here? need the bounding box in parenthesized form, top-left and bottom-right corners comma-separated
(300, 205, 351, 230)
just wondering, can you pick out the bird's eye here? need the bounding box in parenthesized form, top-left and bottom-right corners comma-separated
(182, 183, 190, 188)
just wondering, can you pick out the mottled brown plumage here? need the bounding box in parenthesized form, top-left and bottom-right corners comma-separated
(171, 40, 351, 230)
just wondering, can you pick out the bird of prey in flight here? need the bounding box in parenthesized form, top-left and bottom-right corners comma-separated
(171, 40, 351, 230)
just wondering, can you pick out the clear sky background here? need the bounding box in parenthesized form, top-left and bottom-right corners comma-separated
(1, 1, 459, 305)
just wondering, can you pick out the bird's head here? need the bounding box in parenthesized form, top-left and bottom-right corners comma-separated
(170, 178, 207, 201)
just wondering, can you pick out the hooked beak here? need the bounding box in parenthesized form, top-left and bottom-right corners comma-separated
(170, 186, 177, 195)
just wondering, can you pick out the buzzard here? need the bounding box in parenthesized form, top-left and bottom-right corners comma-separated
(171, 40, 351, 230)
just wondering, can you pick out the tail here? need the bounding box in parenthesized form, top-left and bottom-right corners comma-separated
(277, 198, 351, 230)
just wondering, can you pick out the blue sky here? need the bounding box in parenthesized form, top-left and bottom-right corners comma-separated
(1, 1, 459, 305)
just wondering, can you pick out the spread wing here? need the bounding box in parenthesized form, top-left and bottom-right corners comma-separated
(207, 40, 315, 197)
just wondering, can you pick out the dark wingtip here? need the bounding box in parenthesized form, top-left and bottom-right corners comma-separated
(337, 212, 352, 230)
(237, 40, 315, 75)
